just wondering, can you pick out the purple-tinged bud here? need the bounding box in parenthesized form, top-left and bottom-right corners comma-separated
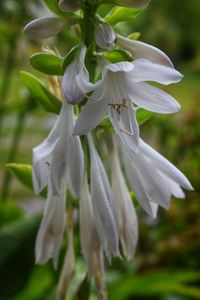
(58, 0, 80, 12)
(95, 23, 116, 50)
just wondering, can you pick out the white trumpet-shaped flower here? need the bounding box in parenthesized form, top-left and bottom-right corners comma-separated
(110, 141, 138, 260)
(117, 34, 174, 68)
(87, 134, 119, 261)
(34, 102, 84, 266)
(35, 179, 66, 268)
(32, 102, 84, 198)
(74, 58, 182, 148)
(122, 137, 193, 218)
(80, 176, 103, 277)
(62, 46, 89, 104)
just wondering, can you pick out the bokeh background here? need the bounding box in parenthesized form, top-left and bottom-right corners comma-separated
(0, 0, 200, 299)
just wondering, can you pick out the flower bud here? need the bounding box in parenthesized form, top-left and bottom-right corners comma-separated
(24, 17, 67, 40)
(58, 0, 80, 12)
(115, 0, 151, 8)
(95, 23, 116, 50)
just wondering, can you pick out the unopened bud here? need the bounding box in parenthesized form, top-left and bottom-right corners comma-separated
(95, 23, 116, 50)
(115, 0, 150, 8)
(58, 0, 80, 12)
(24, 17, 67, 40)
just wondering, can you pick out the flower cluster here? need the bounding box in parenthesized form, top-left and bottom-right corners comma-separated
(24, 0, 193, 298)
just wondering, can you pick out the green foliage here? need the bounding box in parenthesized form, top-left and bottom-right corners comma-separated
(0, 215, 41, 299)
(30, 53, 63, 76)
(20, 71, 61, 114)
(136, 108, 155, 125)
(44, 0, 75, 17)
(103, 49, 132, 63)
(108, 269, 200, 300)
(105, 6, 143, 25)
(6, 163, 46, 198)
(0, 202, 23, 227)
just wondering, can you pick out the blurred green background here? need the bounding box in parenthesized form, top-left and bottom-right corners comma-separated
(0, 0, 200, 299)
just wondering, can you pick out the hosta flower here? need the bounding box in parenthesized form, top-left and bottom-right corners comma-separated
(74, 59, 182, 147)
(80, 176, 103, 277)
(95, 23, 116, 49)
(33, 102, 84, 266)
(117, 34, 174, 67)
(62, 46, 89, 104)
(35, 179, 66, 268)
(87, 134, 119, 261)
(110, 141, 138, 260)
(122, 137, 193, 218)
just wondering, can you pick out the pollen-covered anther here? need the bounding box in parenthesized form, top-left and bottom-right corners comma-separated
(108, 99, 128, 115)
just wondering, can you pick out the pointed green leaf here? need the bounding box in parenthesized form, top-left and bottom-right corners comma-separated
(128, 32, 141, 40)
(20, 71, 61, 114)
(6, 163, 46, 198)
(137, 108, 154, 125)
(103, 49, 132, 63)
(30, 53, 63, 76)
(105, 7, 142, 25)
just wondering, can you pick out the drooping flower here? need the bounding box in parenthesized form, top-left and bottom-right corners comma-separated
(95, 23, 116, 49)
(110, 138, 138, 260)
(87, 134, 119, 261)
(80, 176, 103, 277)
(74, 59, 182, 148)
(33, 102, 84, 266)
(117, 34, 174, 68)
(122, 137, 193, 218)
(61, 46, 89, 104)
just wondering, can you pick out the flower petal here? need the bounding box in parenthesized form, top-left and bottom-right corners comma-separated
(140, 139, 193, 190)
(88, 134, 119, 260)
(105, 61, 134, 73)
(129, 58, 183, 85)
(73, 98, 108, 135)
(128, 82, 181, 113)
(117, 35, 174, 68)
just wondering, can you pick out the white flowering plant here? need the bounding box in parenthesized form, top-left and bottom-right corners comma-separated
(8, 0, 193, 299)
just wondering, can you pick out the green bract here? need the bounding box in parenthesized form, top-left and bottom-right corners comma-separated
(30, 53, 63, 76)
(105, 6, 143, 25)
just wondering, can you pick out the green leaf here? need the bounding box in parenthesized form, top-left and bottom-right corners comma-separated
(20, 71, 61, 114)
(108, 269, 200, 300)
(137, 108, 154, 125)
(0, 215, 41, 299)
(105, 6, 142, 25)
(6, 163, 46, 198)
(62, 44, 81, 71)
(30, 53, 63, 76)
(128, 32, 141, 40)
(44, 0, 74, 17)
(0, 202, 23, 228)
(103, 49, 132, 63)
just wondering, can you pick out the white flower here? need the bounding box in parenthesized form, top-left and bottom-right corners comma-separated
(95, 23, 116, 49)
(24, 17, 69, 40)
(117, 34, 174, 68)
(32, 102, 84, 198)
(122, 137, 193, 218)
(114, 0, 151, 8)
(80, 176, 103, 277)
(62, 46, 89, 104)
(59, 0, 80, 12)
(110, 140, 138, 260)
(35, 179, 66, 268)
(33, 102, 84, 266)
(73, 59, 182, 147)
(87, 134, 119, 261)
